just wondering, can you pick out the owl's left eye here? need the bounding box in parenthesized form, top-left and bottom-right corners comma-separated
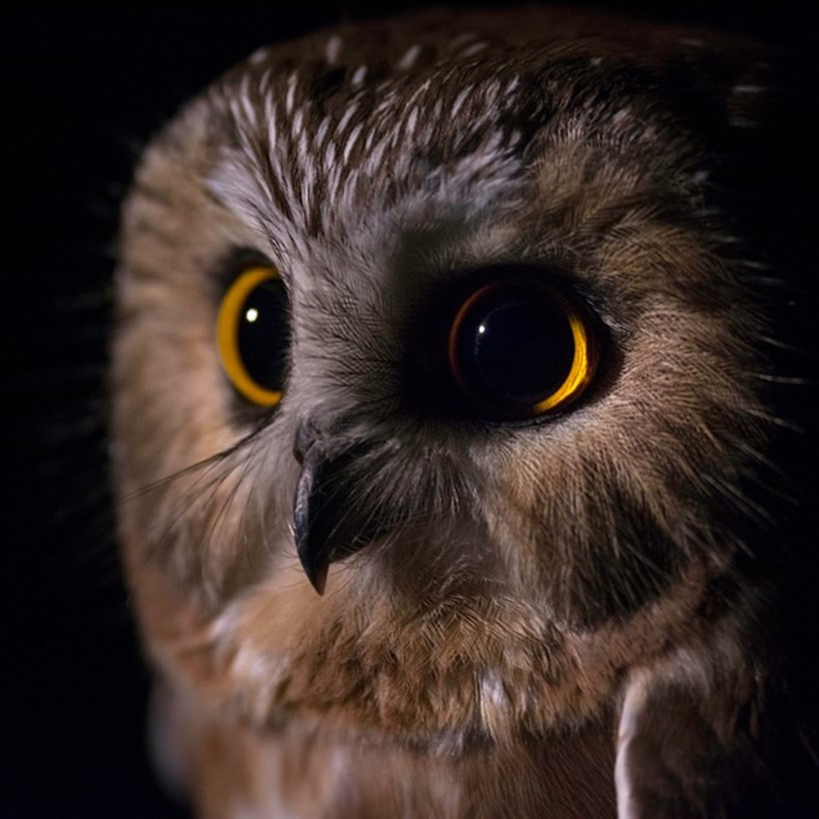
(447, 279, 597, 419)
(217, 266, 290, 406)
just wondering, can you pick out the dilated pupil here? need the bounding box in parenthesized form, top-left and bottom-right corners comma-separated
(237, 278, 290, 390)
(457, 292, 574, 407)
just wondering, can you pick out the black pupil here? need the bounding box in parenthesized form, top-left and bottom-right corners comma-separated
(456, 286, 575, 409)
(238, 278, 290, 390)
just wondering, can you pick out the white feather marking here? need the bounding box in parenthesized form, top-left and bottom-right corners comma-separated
(315, 117, 330, 151)
(291, 107, 304, 138)
(266, 111, 277, 153)
(460, 41, 488, 57)
(364, 137, 387, 173)
(732, 84, 768, 94)
(328, 164, 342, 201)
(325, 34, 343, 64)
(285, 72, 297, 115)
(323, 140, 337, 173)
(405, 106, 419, 137)
(336, 101, 359, 135)
(343, 122, 363, 163)
(299, 175, 311, 211)
(259, 66, 273, 94)
(298, 131, 310, 168)
(480, 672, 508, 710)
(249, 47, 268, 65)
(351, 64, 368, 87)
(615, 673, 650, 819)
(398, 43, 423, 69)
(482, 79, 500, 104)
(373, 91, 397, 117)
(239, 74, 257, 128)
(402, 77, 431, 113)
(449, 32, 478, 49)
(451, 86, 472, 118)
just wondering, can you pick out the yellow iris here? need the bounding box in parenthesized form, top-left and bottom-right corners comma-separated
(447, 282, 596, 417)
(216, 266, 285, 407)
(531, 297, 594, 414)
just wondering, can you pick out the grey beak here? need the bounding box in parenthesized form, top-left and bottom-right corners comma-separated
(292, 421, 389, 594)
(293, 437, 333, 594)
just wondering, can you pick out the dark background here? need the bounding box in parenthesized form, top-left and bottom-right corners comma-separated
(4, 2, 818, 817)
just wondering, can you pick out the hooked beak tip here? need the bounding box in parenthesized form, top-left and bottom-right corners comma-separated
(295, 520, 330, 595)
(305, 562, 328, 595)
(293, 439, 332, 595)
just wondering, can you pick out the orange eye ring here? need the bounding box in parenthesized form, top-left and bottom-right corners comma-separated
(531, 292, 594, 414)
(447, 281, 596, 418)
(216, 266, 288, 407)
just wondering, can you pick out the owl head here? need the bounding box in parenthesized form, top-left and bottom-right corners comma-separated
(113, 8, 791, 787)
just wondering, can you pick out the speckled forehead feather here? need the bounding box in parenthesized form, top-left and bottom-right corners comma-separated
(204, 12, 763, 255)
(213, 55, 536, 244)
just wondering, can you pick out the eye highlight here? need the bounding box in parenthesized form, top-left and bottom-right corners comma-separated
(447, 279, 596, 419)
(217, 266, 290, 407)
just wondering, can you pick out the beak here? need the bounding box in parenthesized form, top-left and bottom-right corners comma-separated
(293, 435, 334, 594)
(292, 422, 373, 595)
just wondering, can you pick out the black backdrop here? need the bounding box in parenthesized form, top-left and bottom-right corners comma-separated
(5, 3, 818, 817)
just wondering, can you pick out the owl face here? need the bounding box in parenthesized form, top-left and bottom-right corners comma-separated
(114, 11, 772, 745)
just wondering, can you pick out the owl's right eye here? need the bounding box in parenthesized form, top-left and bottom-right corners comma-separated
(447, 278, 597, 419)
(217, 266, 290, 407)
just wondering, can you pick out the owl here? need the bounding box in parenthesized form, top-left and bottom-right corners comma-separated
(112, 5, 816, 818)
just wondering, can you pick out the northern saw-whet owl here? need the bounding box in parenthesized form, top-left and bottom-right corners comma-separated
(112, 5, 816, 817)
